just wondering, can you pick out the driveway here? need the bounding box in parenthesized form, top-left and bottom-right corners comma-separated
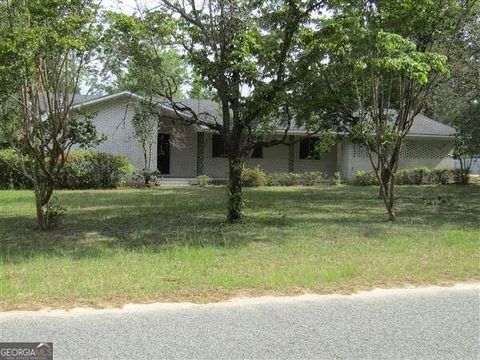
(1, 284, 479, 359)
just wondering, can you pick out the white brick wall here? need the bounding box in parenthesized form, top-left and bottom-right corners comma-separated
(341, 139, 455, 179)
(75, 98, 148, 169)
(203, 133, 292, 177)
(292, 139, 337, 174)
(248, 143, 290, 173)
(202, 133, 228, 178)
(76, 99, 198, 177)
(337, 140, 350, 176)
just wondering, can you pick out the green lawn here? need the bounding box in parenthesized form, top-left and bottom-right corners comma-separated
(1, 185, 479, 310)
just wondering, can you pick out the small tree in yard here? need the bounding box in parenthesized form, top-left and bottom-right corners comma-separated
(133, 0, 321, 223)
(0, 0, 101, 230)
(453, 104, 480, 184)
(131, 102, 159, 186)
(296, 0, 476, 221)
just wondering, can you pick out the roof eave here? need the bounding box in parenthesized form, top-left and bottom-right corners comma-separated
(71, 91, 142, 109)
(71, 91, 192, 119)
(405, 134, 455, 140)
(197, 127, 455, 139)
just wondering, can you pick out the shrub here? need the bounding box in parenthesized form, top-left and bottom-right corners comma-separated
(265, 172, 300, 186)
(0, 149, 32, 189)
(241, 167, 266, 187)
(428, 168, 452, 185)
(396, 168, 456, 185)
(265, 171, 324, 186)
(300, 172, 324, 186)
(59, 151, 134, 189)
(452, 168, 468, 185)
(132, 169, 162, 187)
(352, 171, 379, 186)
(45, 197, 66, 228)
(1, 149, 134, 189)
(395, 168, 429, 185)
(351, 168, 463, 186)
(331, 171, 342, 186)
(196, 174, 212, 187)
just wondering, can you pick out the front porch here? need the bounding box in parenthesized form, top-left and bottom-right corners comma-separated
(172, 131, 339, 179)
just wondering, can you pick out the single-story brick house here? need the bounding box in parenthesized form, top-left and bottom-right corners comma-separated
(72, 91, 456, 180)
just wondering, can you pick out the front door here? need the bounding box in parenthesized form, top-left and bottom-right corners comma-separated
(157, 134, 170, 175)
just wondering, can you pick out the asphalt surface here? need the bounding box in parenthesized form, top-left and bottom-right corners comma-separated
(1, 285, 479, 360)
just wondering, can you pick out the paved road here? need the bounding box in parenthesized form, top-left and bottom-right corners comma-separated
(1, 285, 479, 360)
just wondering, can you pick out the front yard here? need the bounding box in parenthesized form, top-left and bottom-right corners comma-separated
(1, 185, 479, 310)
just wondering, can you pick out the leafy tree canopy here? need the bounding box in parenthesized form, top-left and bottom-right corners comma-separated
(427, 1, 479, 162)
(0, 0, 102, 230)
(100, 11, 187, 96)
(293, 0, 473, 220)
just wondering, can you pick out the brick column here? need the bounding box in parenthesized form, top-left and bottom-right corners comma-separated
(288, 135, 295, 172)
(196, 132, 205, 175)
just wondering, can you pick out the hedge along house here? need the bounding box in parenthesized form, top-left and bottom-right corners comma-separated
(72, 91, 456, 180)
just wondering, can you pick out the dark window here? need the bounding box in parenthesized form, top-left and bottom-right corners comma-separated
(299, 138, 320, 160)
(251, 144, 263, 159)
(212, 134, 227, 158)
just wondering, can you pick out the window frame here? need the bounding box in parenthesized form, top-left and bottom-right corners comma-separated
(299, 137, 321, 160)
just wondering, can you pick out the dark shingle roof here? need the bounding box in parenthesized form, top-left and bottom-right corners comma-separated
(177, 99, 221, 116)
(72, 92, 455, 138)
(177, 99, 455, 137)
(71, 93, 108, 105)
(408, 113, 455, 137)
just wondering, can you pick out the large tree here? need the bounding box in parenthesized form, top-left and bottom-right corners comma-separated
(134, 0, 320, 223)
(296, 0, 475, 221)
(427, 2, 480, 183)
(189, 71, 217, 100)
(100, 11, 187, 96)
(0, 0, 101, 230)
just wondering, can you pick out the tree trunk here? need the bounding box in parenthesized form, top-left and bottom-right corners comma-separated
(143, 148, 148, 171)
(378, 168, 390, 198)
(459, 156, 470, 185)
(385, 201, 396, 221)
(227, 157, 244, 223)
(147, 144, 152, 171)
(34, 191, 49, 230)
(33, 182, 54, 231)
(385, 176, 396, 222)
(377, 167, 396, 222)
(142, 144, 149, 186)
